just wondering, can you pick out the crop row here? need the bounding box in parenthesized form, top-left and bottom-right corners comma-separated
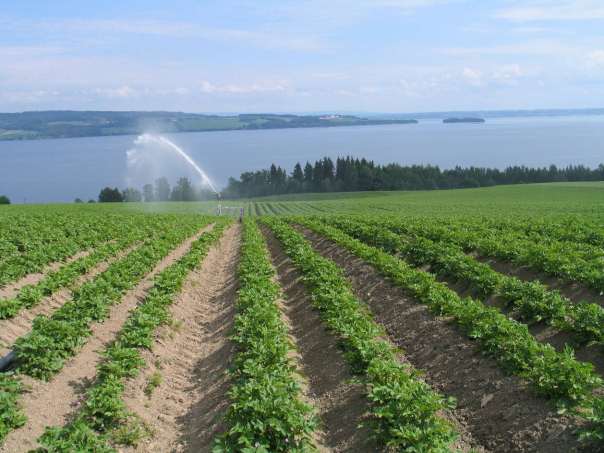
(0, 214, 196, 320)
(324, 216, 604, 346)
(374, 215, 604, 294)
(13, 216, 210, 380)
(294, 218, 603, 412)
(33, 221, 230, 451)
(457, 216, 604, 249)
(0, 212, 143, 288)
(460, 217, 604, 266)
(263, 218, 459, 451)
(0, 217, 211, 444)
(0, 373, 25, 444)
(214, 219, 317, 452)
(407, 215, 604, 257)
(0, 213, 100, 263)
(0, 236, 140, 320)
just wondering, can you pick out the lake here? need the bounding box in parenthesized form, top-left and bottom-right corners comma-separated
(1, 115, 603, 203)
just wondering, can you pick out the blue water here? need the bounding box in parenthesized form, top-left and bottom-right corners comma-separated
(1, 115, 603, 203)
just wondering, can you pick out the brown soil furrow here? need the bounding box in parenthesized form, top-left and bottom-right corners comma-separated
(473, 254, 604, 307)
(274, 296, 331, 453)
(263, 227, 378, 453)
(297, 226, 585, 453)
(121, 224, 240, 453)
(0, 248, 93, 298)
(0, 226, 213, 453)
(0, 243, 141, 356)
(414, 263, 604, 378)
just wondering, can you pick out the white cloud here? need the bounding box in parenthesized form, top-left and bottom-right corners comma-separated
(362, 0, 456, 11)
(200, 80, 289, 94)
(95, 86, 138, 98)
(588, 50, 604, 66)
(264, 0, 459, 31)
(3, 18, 326, 52)
(310, 72, 350, 81)
(0, 89, 61, 104)
(0, 45, 65, 58)
(491, 64, 524, 85)
(510, 26, 554, 34)
(443, 41, 576, 57)
(462, 67, 483, 86)
(359, 85, 381, 94)
(398, 79, 420, 97)
(496, 0, 604, 22)
(155, 87, 190, 96)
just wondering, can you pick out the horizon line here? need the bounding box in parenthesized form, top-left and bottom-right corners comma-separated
(2, 107, 604, 116)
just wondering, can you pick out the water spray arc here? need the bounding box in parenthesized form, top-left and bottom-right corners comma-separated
(135, 134, 219, 194)
(131, 134, 244, 218)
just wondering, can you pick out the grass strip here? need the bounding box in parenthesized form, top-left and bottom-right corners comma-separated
(214, 218, 317, 452)
(262, 218, 459, 452)
(32, 220, 230, 452)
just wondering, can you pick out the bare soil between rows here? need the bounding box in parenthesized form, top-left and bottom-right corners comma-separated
(0, 248, 92, 298)
(465, 254, 604, 377)
(0, 226, 213, 453)
(121, 224, 240, 453)
(297, 226, 587, 453)
(263, 227, 378, 452)
(415, 261, 604, 379)
(474, 254, 604, 308)
(0, 243, 140, 356)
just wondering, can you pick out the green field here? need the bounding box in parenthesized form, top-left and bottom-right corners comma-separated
(116, 181, 604, 219)
(242, 181, 604, 217)
(4, 181, 601, 217)
(0, 182, 603, 452)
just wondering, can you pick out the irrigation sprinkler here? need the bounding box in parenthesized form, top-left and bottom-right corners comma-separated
(215, 191, 222, 216)
(214, 192, 244, 220)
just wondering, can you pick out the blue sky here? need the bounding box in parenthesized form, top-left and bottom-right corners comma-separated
(1, 0, 604, 113)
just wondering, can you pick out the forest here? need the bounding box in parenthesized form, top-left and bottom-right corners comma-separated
(223, 156, 604, 198)
(97, 177, 215, 203)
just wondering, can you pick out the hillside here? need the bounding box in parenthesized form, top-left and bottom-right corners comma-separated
(0, 181, 602, 452)
(0, 111, 417, 141)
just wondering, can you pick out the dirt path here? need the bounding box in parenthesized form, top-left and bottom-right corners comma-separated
(297, 227, 585, 453)
(263, 228, 378, 453)
(0, 248, 92, 298)
(0, 226, 213, 453)
(121, 224, 240, 453)
(0, 243, 140, 356)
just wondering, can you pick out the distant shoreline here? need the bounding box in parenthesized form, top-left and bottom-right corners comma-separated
(443, 117, 485, 124)
(364, 107, 604, 121)
(0, 112, 418, 142)
(1, 107, 603, 142)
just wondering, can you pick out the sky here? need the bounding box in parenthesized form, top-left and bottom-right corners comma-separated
(1, 0, 604, 113)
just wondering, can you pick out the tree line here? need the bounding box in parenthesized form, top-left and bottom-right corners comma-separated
(223, 156, 604, 198)
(97, 177, 215, 203)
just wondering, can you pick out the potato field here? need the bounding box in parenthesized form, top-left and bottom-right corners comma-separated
(0, 183, 603, 452)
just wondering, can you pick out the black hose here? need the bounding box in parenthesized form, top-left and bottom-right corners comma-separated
(0, 351, 15, 372)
